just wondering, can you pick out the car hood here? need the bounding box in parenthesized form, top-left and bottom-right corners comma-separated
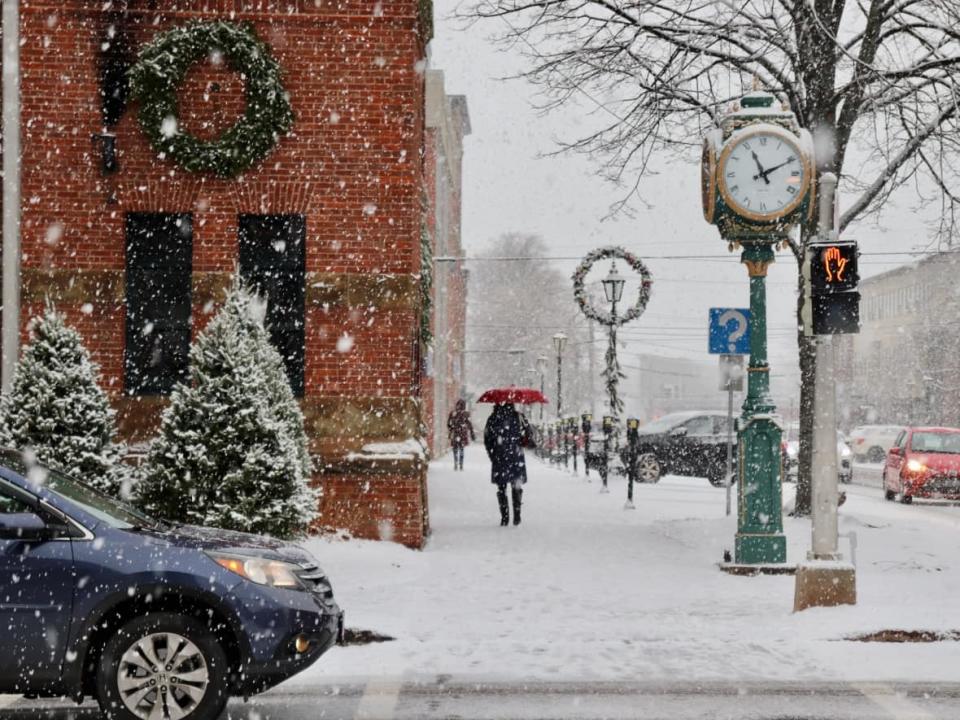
(910, 453, 960, 474)
(142, 522, 315, 565)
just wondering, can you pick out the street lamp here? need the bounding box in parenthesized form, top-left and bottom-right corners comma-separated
(602, 262, 626, 304)
(536, 354, 548, 421)
(553, 332, 567, 418)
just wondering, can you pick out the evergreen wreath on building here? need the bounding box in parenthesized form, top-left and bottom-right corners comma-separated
(128, 20, 293, 178)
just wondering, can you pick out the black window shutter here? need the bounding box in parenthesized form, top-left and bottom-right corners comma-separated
(238, 214, 306, 396)
(124, 213, 193, 396)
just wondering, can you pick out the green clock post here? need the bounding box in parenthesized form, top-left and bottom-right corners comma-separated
(701, 91, 815, 565)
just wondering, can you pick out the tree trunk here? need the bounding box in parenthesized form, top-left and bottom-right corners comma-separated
(795, 329, 816, 517)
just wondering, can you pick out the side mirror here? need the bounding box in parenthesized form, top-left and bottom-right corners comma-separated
(0, 512, 54, 541)
(670, 426, 688, 437)
(888, 446, 901, 457)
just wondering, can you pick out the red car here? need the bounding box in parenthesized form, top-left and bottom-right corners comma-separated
(883, 427, 960, 503)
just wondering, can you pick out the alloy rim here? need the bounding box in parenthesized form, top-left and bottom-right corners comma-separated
(117, 632, 209, 719)
(637, 454, 660, 482)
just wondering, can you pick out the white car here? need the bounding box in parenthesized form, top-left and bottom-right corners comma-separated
(847, 424, 904, 463)
(783, 423, 852, 484)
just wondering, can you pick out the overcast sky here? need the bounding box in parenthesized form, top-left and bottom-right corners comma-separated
(430, 1, 936, 401)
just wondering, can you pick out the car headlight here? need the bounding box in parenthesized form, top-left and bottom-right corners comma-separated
(906, 459, 925, 473)
(207, 552, 305, 591)
(840, 446, 852, 458)
(786, 445, 798, 458)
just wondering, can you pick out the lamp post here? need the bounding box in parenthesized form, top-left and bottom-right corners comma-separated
(600, 263, 626, 421)
(536, 354, 548, 422)
(553, 332, 567, 419)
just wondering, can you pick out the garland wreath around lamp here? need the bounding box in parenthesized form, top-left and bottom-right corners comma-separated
(128, 21, 294, 178)
(572, 246, 652, 327)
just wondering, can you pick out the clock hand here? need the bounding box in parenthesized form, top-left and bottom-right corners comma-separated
(750, 150, 771, 185)
(753, 160, 791, 181)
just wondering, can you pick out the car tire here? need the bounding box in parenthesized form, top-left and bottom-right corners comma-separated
(884, 488, 896, 501)
(708, 467, 732, 487)
(867, 446, 886, 463)
(898, 493, 913, 505)
(96, 612, 230, 720)
(636, 453, 661, 483)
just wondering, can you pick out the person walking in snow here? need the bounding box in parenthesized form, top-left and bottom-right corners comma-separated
(483, 403, 534, 526)
(447, 398, 475, 471)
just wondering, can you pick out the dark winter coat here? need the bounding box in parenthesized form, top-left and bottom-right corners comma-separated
(447, 400, 475, 447)
(483, 403, 532, 485)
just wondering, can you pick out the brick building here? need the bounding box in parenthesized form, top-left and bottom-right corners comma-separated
(3, 0, 468, 547)
(422, 69, 469, 456)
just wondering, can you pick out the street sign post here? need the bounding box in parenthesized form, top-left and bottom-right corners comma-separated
(709, 308, 751, 355)
(718, 354, 745, 517)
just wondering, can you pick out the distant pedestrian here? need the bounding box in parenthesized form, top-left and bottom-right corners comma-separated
(447, 399, 475, 471)
(483, 403, 534, 526)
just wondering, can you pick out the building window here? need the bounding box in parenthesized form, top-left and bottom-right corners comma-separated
(238, 214, 306, 396)
(125, 213, 193, 396)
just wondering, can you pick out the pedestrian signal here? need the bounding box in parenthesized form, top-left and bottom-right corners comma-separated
(809, 241, 858, 292)
(807, 240, 860, 335)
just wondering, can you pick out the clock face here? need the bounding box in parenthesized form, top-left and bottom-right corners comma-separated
(718, 130, 808, 220)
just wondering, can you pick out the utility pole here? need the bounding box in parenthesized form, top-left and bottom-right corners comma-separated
(2, 0, 22, 393)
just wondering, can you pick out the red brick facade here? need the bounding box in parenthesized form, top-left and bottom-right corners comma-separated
(6, 0, 451, 547)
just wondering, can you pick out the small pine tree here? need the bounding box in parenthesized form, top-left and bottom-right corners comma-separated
(136, 280, 315, 537)
(223, 282, 314, 481)
(0, 309, 124, 494)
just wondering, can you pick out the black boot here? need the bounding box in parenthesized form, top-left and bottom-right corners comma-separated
(512, 486, 523, 526)
(497, 487, 509, 526)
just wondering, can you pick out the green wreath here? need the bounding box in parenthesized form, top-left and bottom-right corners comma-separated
(128, 21, 293, 178)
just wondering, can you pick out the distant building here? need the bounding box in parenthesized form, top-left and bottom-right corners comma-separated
(623, 354, 733, 422)
(422, 70, 470, 457)
(836, 252, 960, 427)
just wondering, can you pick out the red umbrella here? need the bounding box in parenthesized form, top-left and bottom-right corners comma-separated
(477, 387, 549, 405)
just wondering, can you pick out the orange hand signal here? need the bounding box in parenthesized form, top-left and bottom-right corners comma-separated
(824, 246, 848, 282)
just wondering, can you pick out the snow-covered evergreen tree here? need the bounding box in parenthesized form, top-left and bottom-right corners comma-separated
(136, 279, 315, 537)
(223, 280, 314, 483)
(0, 309, 125, 494)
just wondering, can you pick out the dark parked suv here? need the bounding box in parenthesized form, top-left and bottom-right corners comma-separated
(0, 449, 343, 719)
(627, 411, 737, 486)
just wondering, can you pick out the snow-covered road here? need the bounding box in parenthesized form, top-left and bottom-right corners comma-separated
(293, 448, 960, 686)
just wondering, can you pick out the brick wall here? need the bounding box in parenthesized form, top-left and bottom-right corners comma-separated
(10, 0, 437, 548)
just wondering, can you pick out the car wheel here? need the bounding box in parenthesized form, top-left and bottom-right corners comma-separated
(97, 612, 229, 720)
(867, 446, 886, 463)
(707, 467, 730, 487)
(884, 488, 896, 501)
(636, 453, 661, 483)
(898, 493, 913, 505)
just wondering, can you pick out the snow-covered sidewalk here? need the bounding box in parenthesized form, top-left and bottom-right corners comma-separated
(295, 448, 960, 685)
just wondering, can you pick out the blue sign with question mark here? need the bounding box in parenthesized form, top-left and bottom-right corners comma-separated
(709, 308, 751, 354)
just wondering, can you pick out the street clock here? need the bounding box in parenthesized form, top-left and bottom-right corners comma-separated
(702, 92, 815, 239)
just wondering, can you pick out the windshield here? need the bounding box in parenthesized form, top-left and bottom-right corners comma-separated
(638, 414, 690, 434)
(0, 451, 156, 530)
(910, 432, 960, 454)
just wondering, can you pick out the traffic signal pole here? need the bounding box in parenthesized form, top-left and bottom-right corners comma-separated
(794, 172, 857, 610)
(810, 174, 840, 560)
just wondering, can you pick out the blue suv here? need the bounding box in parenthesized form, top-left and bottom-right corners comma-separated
(0, 449, 343, 719)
